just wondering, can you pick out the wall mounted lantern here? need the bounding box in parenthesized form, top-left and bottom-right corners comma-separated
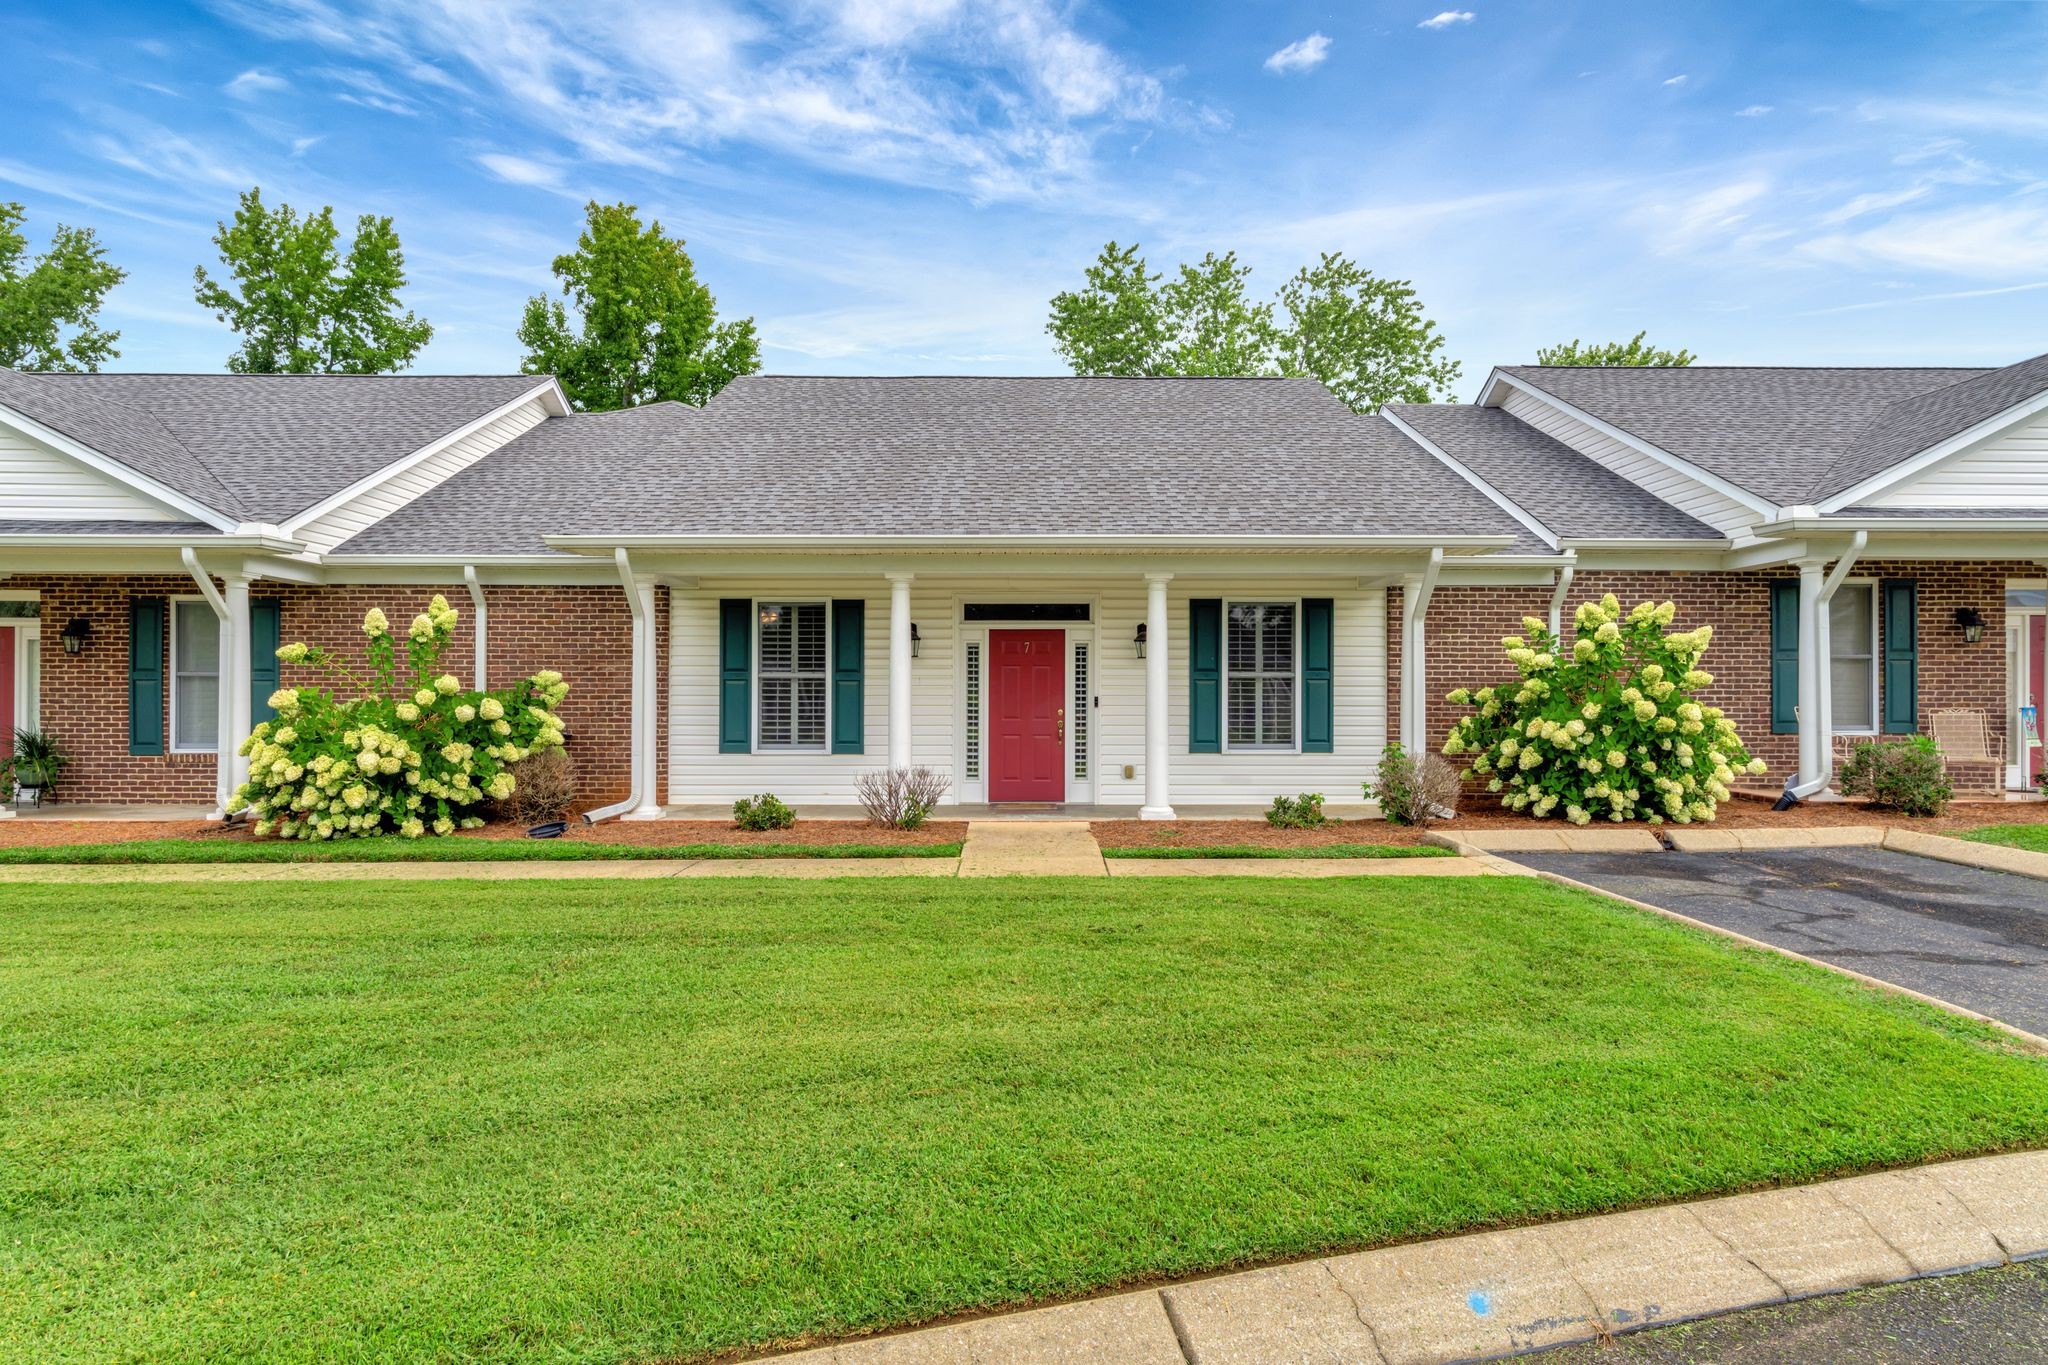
(1955, 607, 1986, 645)
(1133, 623, 1147, 659)
(59, 617, 92, 655)
(910, 623, 921, 658)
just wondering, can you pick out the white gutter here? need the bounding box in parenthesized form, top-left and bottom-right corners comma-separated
(582, 548, 646, 825)
(1400, 547, 1444, 754)
(1548, 550, 1578, 639)
(462, 565, 488, 690)
(543, 532, 1515, 553)
(1755, 516, 2048, 536)
(180, 546, 237, 821)
(1787, 530, 1867, 801)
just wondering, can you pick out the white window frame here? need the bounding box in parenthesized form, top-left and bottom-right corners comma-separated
(1, 590, 38, 737)
(168, 595, 223, 754)
(1222, 598, 1302, 754)
(1828, 579, 1880, 738)
(753, 598, 830, 754)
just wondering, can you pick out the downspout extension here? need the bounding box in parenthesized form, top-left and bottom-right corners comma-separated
(180, 547, 236, 821)
(582, 548, 646, 825)
(1547, 550, 1579, 640)
(1782, 530, 1868, 804)
(462, 564, 488, 691)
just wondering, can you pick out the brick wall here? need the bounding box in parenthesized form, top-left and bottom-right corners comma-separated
(18, 576, 665, 809)
(1389, 561, 2011, 794)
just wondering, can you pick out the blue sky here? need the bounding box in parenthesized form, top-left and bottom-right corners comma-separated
(5, 1, 2047, 393)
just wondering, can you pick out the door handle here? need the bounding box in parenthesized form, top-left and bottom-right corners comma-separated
(1056, 706, 1065, 741)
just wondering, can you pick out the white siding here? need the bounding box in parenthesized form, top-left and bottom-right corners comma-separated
(1867, 407, 2048, 508)
(1500, 387, 1758, 533)
(666, 575, 1388, 809)
(0, 425, 180, 520)
(293, 397, 550, 551)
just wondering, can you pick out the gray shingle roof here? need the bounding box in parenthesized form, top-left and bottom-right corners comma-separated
(0, 519, 223, 536)
(4, 371, 544, 523)
(1386, 403, 1720, 541)
(1497, 364, 1991, 505)
(336, 375, 1526, 555)
(1815, 350, 2048, 501)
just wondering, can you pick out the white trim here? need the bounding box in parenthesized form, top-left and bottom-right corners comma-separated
(280, 381, 562, 536)
(3, 617, 38, 740)
(1819, 382, 2048, 512)
(167, 595, 221, 755)
(1220, 598, 1303, 754)
(1477, 370, 1780, 518)
(752, 598, 831, 754)
(545, 533, 1512, 552)
(0, 400, 237, 531)
(1378, 409, 1560, 550)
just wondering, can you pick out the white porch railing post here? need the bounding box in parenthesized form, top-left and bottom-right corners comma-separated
(1141, 572, 1175, 820)
(888, 573, 914, 771)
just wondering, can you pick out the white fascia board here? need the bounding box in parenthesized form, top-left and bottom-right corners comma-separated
(541, 532, 1516, 553)
(1378, 409, 1560, 550)
(1768, 515, 2048, 534)
(0, 400, 238, 531)
(1483, 371, 1781, 519)
(1817, 383, 2048, 511)
(280, 380, 558, 535)
(0, 532, 301, 551)
(1557, 536, 1734, 551)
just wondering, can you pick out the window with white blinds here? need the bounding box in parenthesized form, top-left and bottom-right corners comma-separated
(1225, 601, 1296, 749)
(758, 602, 827, 749)
(964, 641, 982, 779)
(1072, 643, 1089, 780)
(172, 599, 221, 752)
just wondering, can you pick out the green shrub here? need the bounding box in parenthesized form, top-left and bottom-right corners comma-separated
(1838, 735, 1952, 817)
(1265, 793, 1328, 829)
(1443, 594, 1765, 825)
(235, 596, 568, 840)
(1372, 741, 1460, 827)
(732, 793, 796, 831)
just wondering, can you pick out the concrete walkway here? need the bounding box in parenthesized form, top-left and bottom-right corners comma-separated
(765, 1149, 2048, 1364)
(958, 821, 1107, 876)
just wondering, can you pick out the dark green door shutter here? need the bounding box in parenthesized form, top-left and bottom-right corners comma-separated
(128, 597, 166, 755)
(1189, 599, 1222, 753)
(830, 599, 865, 754)
(1881, 579, 1918, 734)
(718, 599, 752, 753)
(1302, 598, 1334, 753)
(249, 598, 281, 725)
(1769, 579, 1799, 734)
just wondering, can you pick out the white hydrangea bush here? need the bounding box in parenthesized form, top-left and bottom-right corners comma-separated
(1441, 594, 1766, 825)
(233, 595, 569, 840)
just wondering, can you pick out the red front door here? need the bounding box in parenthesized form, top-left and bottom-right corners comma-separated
(2027, 615, 2045, 789)
(0, 628, 13, 765)
(988, 629, 1065, 801)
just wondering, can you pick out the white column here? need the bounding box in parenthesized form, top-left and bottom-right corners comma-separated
(624, 576, 664, 819)
(1398, 549, 1442, 755)
(223, 575, 252, 809)
(1795, 557, 1827, 792)
(888, 573, 914, 771)
(1141, 572, 1175, 820)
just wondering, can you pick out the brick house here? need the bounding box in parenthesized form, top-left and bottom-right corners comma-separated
(2, 358, 2044, 818)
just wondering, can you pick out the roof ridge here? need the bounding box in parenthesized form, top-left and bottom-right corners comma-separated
(1506, 363, 1991, 373)
(29, 371, 538, 381)
(741, 372, 1307, 381)
(1808, 348, 2048, 499)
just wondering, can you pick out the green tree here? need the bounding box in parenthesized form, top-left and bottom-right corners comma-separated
(1275, 254, 1461, 412)
(1158, 251, 1281, 377)
(1045, 240, 1167, 377)
(1537, 331, 1695, 367)
(193, 188, 432, 374)
(0, 203, 125, 371)
(517, 201, 760, 411)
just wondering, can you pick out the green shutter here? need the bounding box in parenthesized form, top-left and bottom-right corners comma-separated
(1302, 598, 1334, 753)
(249, 598, 281, 725)
(719, 599, 752, 753)
(128, 597, 166, 756)
(1188, 599, 1222, 753)
(1769, 579, 1799, 735)
(1882, 579, 1918, 735)
(830, 599, 865, 754)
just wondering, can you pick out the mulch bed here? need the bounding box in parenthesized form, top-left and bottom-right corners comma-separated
(0, 816, 964, 850)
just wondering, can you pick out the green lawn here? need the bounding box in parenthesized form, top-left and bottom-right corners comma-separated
(0, 836, 961, 864)
(1100, 842, 1448, 859)
(4, 877, 2046, 1364)
(1962, 824, 2048, 854)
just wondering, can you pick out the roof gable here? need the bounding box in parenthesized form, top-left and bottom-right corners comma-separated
(1817, 350, 2048, 507)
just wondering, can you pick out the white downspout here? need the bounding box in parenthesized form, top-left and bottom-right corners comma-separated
(1787, 531, 1867, 801)
(180, 547, 236, 820)
(462, 564, 488, 690)
(1400, 547, 1444, 754)
(582, 547, 648, 824)
(1547, 551, 1578, 640)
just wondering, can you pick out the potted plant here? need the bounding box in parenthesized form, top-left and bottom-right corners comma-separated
(6, 728, 70, 804)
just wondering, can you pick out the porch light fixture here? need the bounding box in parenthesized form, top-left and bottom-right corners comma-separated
(910, 623, 921, 658)
(1955, 607, 1986, 645)
(1133, 623, 1147, 659)
(59, 616, 91, 655)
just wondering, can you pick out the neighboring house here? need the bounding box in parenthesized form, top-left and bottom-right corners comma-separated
(1, 359, 2045, 818)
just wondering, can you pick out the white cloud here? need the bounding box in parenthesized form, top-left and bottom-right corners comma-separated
(1735, 104, 1772, 117)
(1417, 11, 1475, 30)
(1662, 74, 1688, 88)
(476, 152, 562, 188)
(1816, 185, 1931, 227)
(224, 68, 289, 99)
(1802, 203, 2048, 277)
(289, 134, 323, 156)
(1634, 179, 1770, 253)
(1263, 33, 1331, 74)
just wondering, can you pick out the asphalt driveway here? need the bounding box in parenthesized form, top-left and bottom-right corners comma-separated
(1508, 847, 2048, 1037)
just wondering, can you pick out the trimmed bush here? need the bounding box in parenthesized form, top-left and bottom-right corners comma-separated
(1265, 793, 1328, 829)
(1838, 735, 1953, 817)
(234, 596, 568, 839)
(733, 793, 797, 831)
(1442, 594, 1765, 824)
(1372, 742, 1460, 827)
(856, 766, 950, 830)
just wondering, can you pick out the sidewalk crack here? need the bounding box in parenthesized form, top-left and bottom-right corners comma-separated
(1822, 1185, 1920, 1276)
(1320, 1262, 1391, 1365)
(1691, 1209, 1792, 1301)
(1157, 1289, 1200, 1365)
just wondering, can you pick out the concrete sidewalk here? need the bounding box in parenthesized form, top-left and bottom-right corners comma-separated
(765, 1149, 2048, 1364)
(958, 821, 1106, 876)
